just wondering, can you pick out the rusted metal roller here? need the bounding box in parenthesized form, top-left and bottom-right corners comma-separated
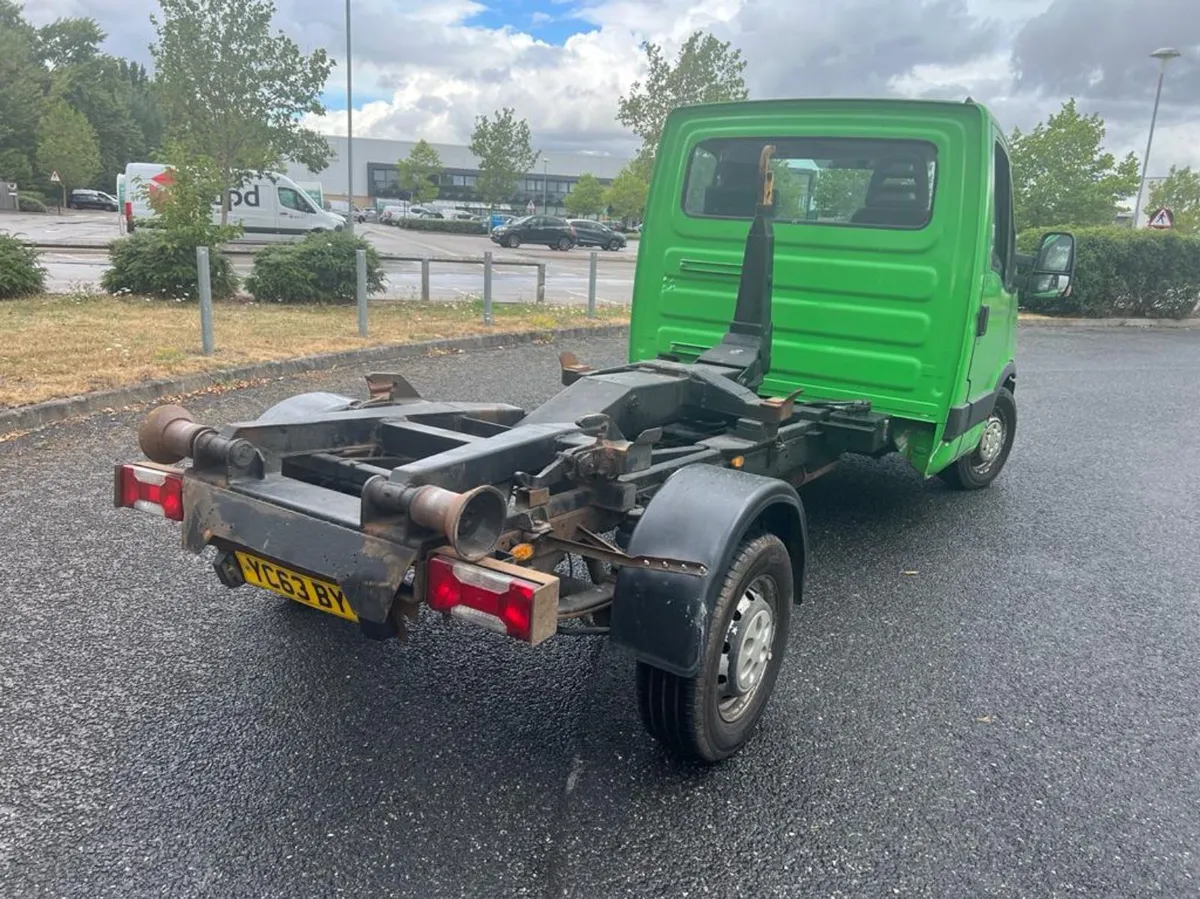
(138, 404, 213, 464)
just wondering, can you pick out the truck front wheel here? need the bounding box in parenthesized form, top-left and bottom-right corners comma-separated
(635, 531, 793, 763)
(938, 387, 1016, 490)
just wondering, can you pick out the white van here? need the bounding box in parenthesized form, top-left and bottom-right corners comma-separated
(122, 163, 345, 235)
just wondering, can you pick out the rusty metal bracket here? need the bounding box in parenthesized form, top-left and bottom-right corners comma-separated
(559, 351, 592, 385)
(362, 372, 421, 404)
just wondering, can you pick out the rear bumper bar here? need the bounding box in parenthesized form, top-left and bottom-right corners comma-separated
(181, 475, 417, 634)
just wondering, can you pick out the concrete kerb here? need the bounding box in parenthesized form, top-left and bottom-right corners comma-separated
(1016, 314, 1199, 329)
(0, 324, 629, 437)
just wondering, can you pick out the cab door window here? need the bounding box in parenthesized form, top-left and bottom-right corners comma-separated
(278, 186, 311, 213)
(991, 143, 1015, 289)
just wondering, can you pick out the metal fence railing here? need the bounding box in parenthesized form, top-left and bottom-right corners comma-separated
(190, 247, 603, 357)
(23, 241, 609, 356)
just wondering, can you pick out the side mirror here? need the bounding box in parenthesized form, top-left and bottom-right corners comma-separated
(1024, 231, 1076, 300)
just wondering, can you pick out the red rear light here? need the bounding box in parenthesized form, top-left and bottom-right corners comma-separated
(425, 554, 558, 644)
(114, 463, 184, 521)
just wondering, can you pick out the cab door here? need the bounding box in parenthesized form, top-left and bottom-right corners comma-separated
(965, 139, 1018, 403)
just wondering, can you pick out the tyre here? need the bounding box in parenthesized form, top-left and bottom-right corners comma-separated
(937, 386, 1016, 490)
(635, 531, 793, 763)
(557, 236, 572, 251)
(607, 239, 621, 251)
(506, 235, 520, 248)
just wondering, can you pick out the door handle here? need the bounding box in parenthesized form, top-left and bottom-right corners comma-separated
(976, 305, 990, 337)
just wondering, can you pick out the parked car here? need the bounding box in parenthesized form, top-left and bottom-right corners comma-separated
(489, 215, 577, 250)
(567, 219, 627, 251)
(379, 205, 405, 224)
(68, 189, 119, 211)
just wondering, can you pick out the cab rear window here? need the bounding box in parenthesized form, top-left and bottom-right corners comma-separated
(682, 137, 938, 230)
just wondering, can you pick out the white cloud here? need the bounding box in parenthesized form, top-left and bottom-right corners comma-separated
(24, 0, 1200, 172)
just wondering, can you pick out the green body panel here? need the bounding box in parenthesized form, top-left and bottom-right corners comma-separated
(627, 98, 1018, 476)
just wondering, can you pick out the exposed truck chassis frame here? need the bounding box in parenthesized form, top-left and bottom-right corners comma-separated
(114, 147, 953, 763)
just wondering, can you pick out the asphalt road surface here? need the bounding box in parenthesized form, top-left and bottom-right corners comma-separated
(3, 326, 1198, 898)
(1, 211, 637, 305)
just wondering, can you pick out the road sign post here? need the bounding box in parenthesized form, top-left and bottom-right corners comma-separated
(49, 170, 63, 213)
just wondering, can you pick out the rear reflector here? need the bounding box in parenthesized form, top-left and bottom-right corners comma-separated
(114, 462, 184, 521)
(425, 554, 559, 644)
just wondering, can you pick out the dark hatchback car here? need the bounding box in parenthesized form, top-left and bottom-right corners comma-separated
(567, 219, 627, 251)
(68, 189, 119, 211)
(489, 215, 577, 250)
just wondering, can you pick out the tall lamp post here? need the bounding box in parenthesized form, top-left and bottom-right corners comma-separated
(344, 0, 354, 234)
(542, 158, 549, 214)
(1131, 47, 1181, 228)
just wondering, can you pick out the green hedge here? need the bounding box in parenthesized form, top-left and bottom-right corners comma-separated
(1017, 225, 1200, 319)
(17, 195, 46, 213)
(396, 218, 487, 235)
(0, 234, 46, 299)
(244, 230, 385, 304)
(102, 228, 238, 301)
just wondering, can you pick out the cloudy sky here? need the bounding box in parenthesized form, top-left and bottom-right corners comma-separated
(25, 0, 1200, 174)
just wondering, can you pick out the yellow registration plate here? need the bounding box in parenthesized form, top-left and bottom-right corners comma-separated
(234, 551, 359, 622)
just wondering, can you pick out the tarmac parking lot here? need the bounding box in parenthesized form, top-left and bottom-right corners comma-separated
(2, 324, 1198, 898)
(0, 210, 639, 305)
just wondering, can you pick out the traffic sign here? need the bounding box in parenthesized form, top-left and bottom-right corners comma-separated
(49, 170, 61, 183)
(1147, 206, 1174, 229)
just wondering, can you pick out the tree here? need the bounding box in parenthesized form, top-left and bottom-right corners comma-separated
(617, 31, 748, 169)
(37, 98, 101, 195)
(36, 17, 104, 68)
(0, 4, 48, 184)
(1147, 166, 1200, 234)
(605, 164, 648, 221)
(813, 168, 872, 220)
(396, 139, 442, 204)
(468, 107, 539, 206)
(55, 55, 149, 191)
(769, 162, 811, 221)
(564, 172, 605, 217)
(1009, 98, 1141, 228)
(150, 0, 334, 224)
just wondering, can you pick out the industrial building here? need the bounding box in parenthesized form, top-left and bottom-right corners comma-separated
(284, 134, 632, 215)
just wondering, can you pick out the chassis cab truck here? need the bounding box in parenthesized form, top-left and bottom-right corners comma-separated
(113, 99, 1075, 763)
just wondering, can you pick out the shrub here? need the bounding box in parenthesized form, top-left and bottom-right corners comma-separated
(1017, 225, 1200, 319)
(17, 195, 46, 213)
(102, 228, 238, 301)
(244, 230, 385, 304)
(0, 235, 46, 299)
(397, 218, 487, 235)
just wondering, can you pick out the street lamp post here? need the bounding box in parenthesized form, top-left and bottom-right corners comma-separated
(344, 0, 354, 234)
(542, 159, 548, 214)
(1131, 47, 1181, 228)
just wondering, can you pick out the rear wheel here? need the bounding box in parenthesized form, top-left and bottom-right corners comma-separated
(636, 531, 792, 763)
(938, 387, 1016, 490)
(557, 236, 572, 251)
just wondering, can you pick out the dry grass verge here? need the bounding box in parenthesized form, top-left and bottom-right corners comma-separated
(1, 292, 628, 408)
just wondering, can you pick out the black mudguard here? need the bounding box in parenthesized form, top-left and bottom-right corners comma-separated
(608, 465, 808, 678)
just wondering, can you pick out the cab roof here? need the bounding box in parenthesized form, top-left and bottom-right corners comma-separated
(661, 96, 1005, 147)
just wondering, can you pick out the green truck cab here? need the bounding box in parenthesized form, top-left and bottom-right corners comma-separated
(629, 97, 1076, 488)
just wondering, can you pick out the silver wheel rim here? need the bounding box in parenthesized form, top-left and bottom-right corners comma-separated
(717, 577, 776, 723)
(970, 413, 1005, 475)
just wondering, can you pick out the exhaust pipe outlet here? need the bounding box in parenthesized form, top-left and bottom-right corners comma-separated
(139, 404, 214, 464)
(408, 484, 509, 561)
